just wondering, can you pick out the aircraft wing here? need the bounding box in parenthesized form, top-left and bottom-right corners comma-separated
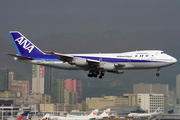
(5, 53, 35, 60)
(44, 51, 124, 66)
(87, 59, 100, 66)
(44, 51, 73, 62)
(44, 51, 100, 65)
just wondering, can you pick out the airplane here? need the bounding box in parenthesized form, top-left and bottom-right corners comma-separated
(16, 112, 29, 120)
(6, 31, 177, 79)
(96, 108, 111, 119)
(66, 109, 98, 118)
(42, 109, 99, 120)
(41, 114, 51, 120)
(127, 108, 160, 118)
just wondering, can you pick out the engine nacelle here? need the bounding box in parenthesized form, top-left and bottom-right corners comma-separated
(102, 63, 115, 70)
(74, 58, 88, 66)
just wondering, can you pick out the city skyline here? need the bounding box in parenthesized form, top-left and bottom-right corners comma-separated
(2, 66, 180, 100)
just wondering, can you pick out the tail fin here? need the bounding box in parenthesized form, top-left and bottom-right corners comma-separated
(41, 114, 50, 120)
(88, 109, 99, 117)
(17, 112, 28, 120)
(152, 108, 160, 114)
(10, 31, 44, 57)
(98, 108, 111, 117)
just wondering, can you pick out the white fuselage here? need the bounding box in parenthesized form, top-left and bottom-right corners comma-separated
(17, 50, 177, 71)
(128, 113, 151, 117)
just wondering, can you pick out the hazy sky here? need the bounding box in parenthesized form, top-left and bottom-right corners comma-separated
(1, 0, 180, 39)
(1, 0, 180, 92)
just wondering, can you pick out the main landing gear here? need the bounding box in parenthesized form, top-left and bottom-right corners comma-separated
(88, 71, 105, 79)
(156, 68, 160, 76)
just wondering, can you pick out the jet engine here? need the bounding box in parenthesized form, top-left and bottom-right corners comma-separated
(101, 63, 115, 70)
(74, 58, 88, 66)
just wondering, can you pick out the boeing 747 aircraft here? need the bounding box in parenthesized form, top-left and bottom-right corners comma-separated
(128, 108, 160, 118)
(66, 109, 99, 119)
(6, 31, 177, 79)
(41, 109, 99, 120)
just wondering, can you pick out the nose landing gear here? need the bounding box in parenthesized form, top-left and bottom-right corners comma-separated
(156, 68, 160, 76)
(156, 73, 160, 76)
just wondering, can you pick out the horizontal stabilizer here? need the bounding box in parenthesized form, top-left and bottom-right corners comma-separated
(5, 53, 35, 60)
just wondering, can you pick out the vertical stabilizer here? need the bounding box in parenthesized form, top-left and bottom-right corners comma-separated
(41, 114, 50, 120)
(98, 108, 111, 118)
(17, 112, 28, 120)
(10, 31, 44, 57)
(152, 108, 160, 114)
(88, 109, 99, 117)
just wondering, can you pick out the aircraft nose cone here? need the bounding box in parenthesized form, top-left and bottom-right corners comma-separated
(173, 58, 177, 63)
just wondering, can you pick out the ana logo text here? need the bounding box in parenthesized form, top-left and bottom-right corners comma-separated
(15, 37, 34, 53)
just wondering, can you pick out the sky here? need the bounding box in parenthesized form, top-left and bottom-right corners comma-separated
(1, 1, 180, 37)
(1, 0, 180, 93)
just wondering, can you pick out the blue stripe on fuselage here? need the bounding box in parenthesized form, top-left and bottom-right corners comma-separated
(24, 54, 164, 63)
(74, 56, 164, 63)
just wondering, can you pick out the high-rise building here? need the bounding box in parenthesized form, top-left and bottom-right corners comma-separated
(69, 92, 78, 105)
(64, 79, 82, 103)
(8, 72, 29, 97)
(8, 72, 14, 89)
(123, 94, 138, 106)
(51, 78, 64, 103)
(77, 80, 82, 103)
(133, 83, 169, 96)
(152, 83, 169, 96)
(32, 65, 51, 95)
(0, 68, 9, 91)
(137, 93, 164, 113)
(9, 80, 29, 97)
(176, 74, 180, 96)
(44, 67, 51, 95)
(64, 89, 70, 105)
(133, 83, 152, 94)
(57, 79, 64, 103)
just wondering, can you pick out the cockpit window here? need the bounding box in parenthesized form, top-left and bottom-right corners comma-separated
(161, 52, 165, 54)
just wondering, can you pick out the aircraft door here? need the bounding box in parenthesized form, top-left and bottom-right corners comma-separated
(128, 57, 131, 62)
(151, 55, 154, 62)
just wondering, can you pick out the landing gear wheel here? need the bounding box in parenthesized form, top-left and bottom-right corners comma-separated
(88, 74, 92, 77)
(94, 74, 97, 78)
(88, 71, 105, 79)
(156, 73, 160, 76)
(101, 72, 104, 76)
